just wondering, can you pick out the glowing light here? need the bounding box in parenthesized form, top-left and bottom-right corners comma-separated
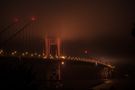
(95, 62, 98, 66)
(108, 64, 112, 68)
(61, 56, 66, 59)
(50, 55, 54, 59)
(75, 57, 78, 60)
(31, 54, 34, 57)
(22, 53, 25, 56)
(14, 51, 17, 54)
(25, 52, 28, 55)
(43, 56, 47, 59)
(31, 16, 36, 21)
(0, 50, 3, 53)
(61, 61, 64, 65)
(11, 52, 15, 55)
(34, 53, 37, 55)
(55, 55, 58, 58)
(38, 54, 41, 57)
(84, 50, 88, 54)
(0, 50, 3, 54)
(42, 53, 45, 56)
(71, 57, 74, 60)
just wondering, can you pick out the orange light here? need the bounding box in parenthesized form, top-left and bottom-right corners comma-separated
(61, 61, 64, 65)
(61, 56, 66, 59)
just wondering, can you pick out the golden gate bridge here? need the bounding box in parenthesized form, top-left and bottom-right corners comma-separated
(0, 17, 114, 88)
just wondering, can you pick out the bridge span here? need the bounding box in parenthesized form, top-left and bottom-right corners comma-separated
(0, 18, 114, 89)
(0, 49, 114, 69)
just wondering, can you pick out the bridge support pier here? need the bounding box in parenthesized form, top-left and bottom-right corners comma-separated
(45, 35, 63, 88)
(46, 61, 62, 88)
(101, 67, 112, 80)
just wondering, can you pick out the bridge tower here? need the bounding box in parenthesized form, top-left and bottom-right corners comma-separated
(45, 35, 61, 58)
(45, 34, 62, 88)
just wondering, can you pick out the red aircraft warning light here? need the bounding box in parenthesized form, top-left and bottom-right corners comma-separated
(31, 16, 36, 21)
(13, 18, 19, 23)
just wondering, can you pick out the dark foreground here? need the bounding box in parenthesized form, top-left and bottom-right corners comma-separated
(0, 56, 134, 90)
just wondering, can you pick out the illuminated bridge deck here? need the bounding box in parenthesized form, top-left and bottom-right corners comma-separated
(0, 50, 114, 69)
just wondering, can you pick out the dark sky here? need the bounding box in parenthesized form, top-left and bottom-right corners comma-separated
(0, 0, 135, 66)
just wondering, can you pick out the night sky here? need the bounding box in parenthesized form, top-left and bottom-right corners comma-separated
(0, 0, 135, 66)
